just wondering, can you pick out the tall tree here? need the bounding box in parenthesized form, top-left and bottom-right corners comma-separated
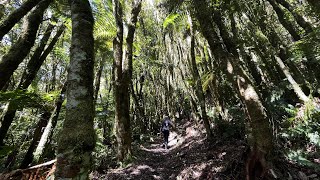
(274, 0, 313, 33)
(0, 0, 52, 90)
(0, 23, 55, 146)
(19, 110, 52, 168)
(112, 0, 142, 161)
(0, 0, 41, 40)
(55, 0, 95, 178)
(33, 83, 67, 164)
(187, 14, 213, 140)
(191, 0, 273, 179)
(266, 0, 301, 41)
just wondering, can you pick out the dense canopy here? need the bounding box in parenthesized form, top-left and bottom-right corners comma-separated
(0, 0, 319, 179)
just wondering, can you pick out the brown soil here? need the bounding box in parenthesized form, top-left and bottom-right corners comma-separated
(91, 119, 247, 180)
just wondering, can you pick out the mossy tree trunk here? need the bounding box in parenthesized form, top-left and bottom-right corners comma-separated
(55, 0, 95, 178)
(112, 0, 142, 161)
(266, 0, 301, 41)
(274, 0, 313, 33)
(0, 23, 55, 146)
(93, 54, 106, 106)
(188, 14, 213, 140)
(0, 0, 52, 90)
(33, 83, 67, 164)
(192, 1, 273, 179)
(19, 24, 66, 89)
(0, 0, 41, 40)
(243, 12, 313, 100)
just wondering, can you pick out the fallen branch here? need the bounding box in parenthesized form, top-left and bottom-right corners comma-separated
(0, 159, 56, 180)
(26, 159, 56, 170)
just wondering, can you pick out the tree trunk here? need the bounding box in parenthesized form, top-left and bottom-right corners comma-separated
(275, 0, 313, 33)
(0, 0, 41, 40)
(0, 103, 16, 146)
(20, 110, 51, 169)
(93, 55, 106, 106)
(0, 0, 52, 90)
(192, 1, 273, 179)
(188, 14, 213, 140)
(33, 83, 66, 164)
(246, 13, 313, 97)
(274, 55, 309, 102)
(19, 24, 66, 89)
(266, 0, 301, 41)
(0, 23, 55, 146)
(55, 0, 95, 178)
(112, 0, 142, 161)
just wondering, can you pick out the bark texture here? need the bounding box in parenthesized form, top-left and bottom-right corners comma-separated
(55, 0, 95, 178)
(192, 1, 273, 179)
(266, 0, 301, 41)
(188, 14, 213, 140)
(0, 23, 55, 146)
(0, 0, 41, 40)
(275, 0, 313, 33)
(113, 0, 142, 161)
(0, 0, 52, 90)
(19, 24, 65, 89)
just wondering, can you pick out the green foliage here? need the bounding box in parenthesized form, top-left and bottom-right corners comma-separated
(280, 99, 320, 170)
(201, 72, 214, 92)
(93, 0, 116, 49)
(0, 145, 13, 159)
(92, 129, 116, 171)
(0, 90, 58, 110)
(163, 13, 180, 28)
(286, 149, 320, 171)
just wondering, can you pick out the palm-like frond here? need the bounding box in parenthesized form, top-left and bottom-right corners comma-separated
(92, 0, 116, 49)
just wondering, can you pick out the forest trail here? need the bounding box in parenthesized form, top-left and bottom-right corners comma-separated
(93, 119, 246, 180)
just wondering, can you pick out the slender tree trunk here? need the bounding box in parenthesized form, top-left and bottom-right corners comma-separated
(20, 110, 51, 169)
(55, 0, 95, 178)
(0, 23, 55, 146)
(245, 13, 313, 97)
(33, 83, 66, 164)
(266, 0, 301, 41)
(0, 103, 16, 146)
(19, 24, 66, 89)
(0, 0, 41, 40)
(94, 55, 106, 106)
(112, 0, 142, 161)
(275, 0, 313, 33)
(112, 0, 126, 161)
(0, 0, 52, 90)
(274, 56, 309, 102)
(188, 14, 213, 140)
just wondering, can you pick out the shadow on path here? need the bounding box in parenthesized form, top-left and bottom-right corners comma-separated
(95, 119, 246, 180)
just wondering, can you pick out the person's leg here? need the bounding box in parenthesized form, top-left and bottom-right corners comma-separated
(164, 130, 169, 148)
(161, 131, 165, 148)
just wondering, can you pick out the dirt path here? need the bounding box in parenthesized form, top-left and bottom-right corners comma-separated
(93, 119, 246, 180)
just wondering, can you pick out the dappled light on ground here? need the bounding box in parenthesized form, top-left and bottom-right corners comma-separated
(93, 119, 247, 180)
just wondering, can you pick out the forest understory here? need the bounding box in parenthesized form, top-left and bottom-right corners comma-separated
(1, 0, 320, 179)
(1, 117, 319, 180)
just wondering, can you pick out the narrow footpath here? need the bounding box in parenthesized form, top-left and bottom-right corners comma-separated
(93, 119, 246, 180)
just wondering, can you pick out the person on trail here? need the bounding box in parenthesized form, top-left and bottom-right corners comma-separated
(160, 115, 175, 149)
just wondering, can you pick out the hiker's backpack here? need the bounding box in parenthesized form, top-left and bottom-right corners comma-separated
(162, 119, 170, 131)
